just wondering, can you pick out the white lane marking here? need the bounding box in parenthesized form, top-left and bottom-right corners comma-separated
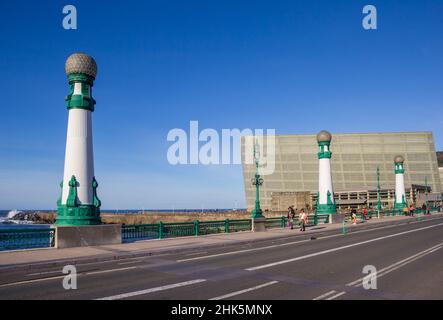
(326, 291, 346, 300)
(177, 217, 443, 263)
(347, 242, 443, 287)
(312, 242, 443, 300)
(428, 246, 443, 254)
(85, 266, 137, 275)
(0, 275, 66, 288)
(26, 270, 61, 277)
(312, 290, 337, 300)
(0, 266, 138, 288)
(209, 281, 279, 300)
(185, 251, 208, 256)
(177, 239, 311, 262)
(118, 260, 143, 265)
(95, 279, 207, 300)
(63, 260, 116, 267)
(246, 222, 443, 271)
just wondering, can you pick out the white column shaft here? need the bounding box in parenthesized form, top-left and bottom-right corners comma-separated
(319, 158, 334, 204)
(395, 173, 405, 203)
(61, 109, 94, 205)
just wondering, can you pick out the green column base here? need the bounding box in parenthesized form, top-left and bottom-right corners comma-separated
(251, 208, 265, 219)
(316, 203, 337, 215)
(393, 202, 407, 209)
(56, 205, 102, 226)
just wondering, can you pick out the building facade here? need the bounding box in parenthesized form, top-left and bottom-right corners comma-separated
(242, 132, 441, 211)
(270, 185, 430, 213)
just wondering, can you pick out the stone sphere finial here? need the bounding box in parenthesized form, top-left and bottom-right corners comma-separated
(65, 53, 97, 78)
(394, 155, 405, 163)
(317, 130, 332, 143)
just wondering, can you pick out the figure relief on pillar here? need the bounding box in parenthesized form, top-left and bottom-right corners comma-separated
(92, 177, 101, 209)
(66, 176, 78, 207)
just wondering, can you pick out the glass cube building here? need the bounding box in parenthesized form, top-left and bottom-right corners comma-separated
(242, 131, 441, 211)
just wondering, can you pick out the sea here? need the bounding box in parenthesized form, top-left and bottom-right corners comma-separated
(0, 210, 51, 230)
(0, 208, 246, 229)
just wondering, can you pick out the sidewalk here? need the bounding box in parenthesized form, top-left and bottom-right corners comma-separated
(1, 213, 442, 271)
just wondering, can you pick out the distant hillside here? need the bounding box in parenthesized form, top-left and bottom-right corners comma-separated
(437, 151, 443, 167)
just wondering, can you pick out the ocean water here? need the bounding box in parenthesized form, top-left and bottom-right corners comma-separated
(0, 208, 247, 229)
(0, 210, 51, 229)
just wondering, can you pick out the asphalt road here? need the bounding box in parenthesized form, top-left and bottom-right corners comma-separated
(1, 216, 443, 300)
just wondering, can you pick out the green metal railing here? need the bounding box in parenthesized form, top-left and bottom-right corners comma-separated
(120, 224, 159, 241)
(198, 220, 226, 235)
(344, 206, 442, 221)
(0, 228, 55, 251)
(227, 219, 252, 233)
(265, 217, 286, 229)
(162, 222, 195, 238)
(311, 214, 330, 225)
(122, 219, 252, 242)
(266, 214, 330, 229)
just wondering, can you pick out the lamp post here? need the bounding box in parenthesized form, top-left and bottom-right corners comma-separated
(251, 141, 264, 219)
(377, 166, 382, 218)
(425, 176, 429, 213)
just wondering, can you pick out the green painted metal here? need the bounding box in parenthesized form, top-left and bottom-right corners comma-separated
(56, 181, 63, 207)
(376, 167, 382, 212)
(265, 214, 328, 229)
(122, 219, 253, 242)
(199, 220, 225, 235)
(425, 176, 429, 211)
(317, 151, 332, 159)
(265, 217, 285, 229)
(0, 228, 55, 251)
(228, 219, 252, 233)
(55, 205, 101, 226)
(194, 220, 200, 236)
(121, 223, 159, 241)
(159, 222, 164, 239)
(251, 141, 265, 219)
(224, 219, 230, 233)
(65, 73, 96, 111)
(92, 177, 101, 208)
(163, 222, 195, 238)
(342, 220, 346, 235)
(308, 214, 329, 225)
(394, 194, 407, 209)
(56, 176, 102, 226)
(66, 175, 78, 207)
(317, 141, 332, 159)
(316, 190, 337, 215)
(394, 161, 405, 174)
(316, 203, 337, 214)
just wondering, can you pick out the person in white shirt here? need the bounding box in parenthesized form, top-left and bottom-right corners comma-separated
(299, 209, 307, 232)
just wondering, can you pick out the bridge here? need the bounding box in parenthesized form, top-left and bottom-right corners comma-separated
(0, 211, 442, 300)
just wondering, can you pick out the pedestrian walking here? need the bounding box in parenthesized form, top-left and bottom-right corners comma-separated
(362, 208, 368, 220)
(409, 204, 414, 216)
(287, 206, 295, 230)
(351, 209, 357, 224)
(299, 209, 307, 232)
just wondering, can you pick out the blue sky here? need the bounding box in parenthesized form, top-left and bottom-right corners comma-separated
(0, 0, 442, 210)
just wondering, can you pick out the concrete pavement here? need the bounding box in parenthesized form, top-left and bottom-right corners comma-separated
(0, 214, 443, 299)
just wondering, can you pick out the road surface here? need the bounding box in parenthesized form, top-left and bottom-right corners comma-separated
(1, 216, 443, 300)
